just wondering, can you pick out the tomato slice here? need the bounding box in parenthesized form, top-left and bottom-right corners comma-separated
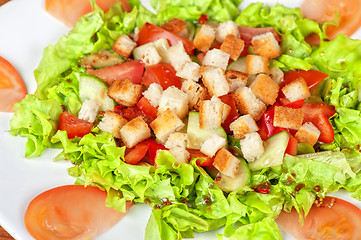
(188, 149, 214, 166)
(136, 97, 158, 119)
(45, 0, 131, 27)
(0, 56, 27, 112)
(145, 139, 167, 165)
(283, 70, 329, 91)
(141, 63, 182, 90)
(115, 105, 154, 124)
(276, 196, 361, 240)
(124, 141, 150, 165)
(58, 112, 93, 139)
(219, 94, 239, 134)
(137, 22, 195, 55)
(87, 60, 145, 85)
(25, 185, 132, 240)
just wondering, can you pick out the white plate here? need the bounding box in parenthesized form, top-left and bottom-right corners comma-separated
(1, 0, 361, 239)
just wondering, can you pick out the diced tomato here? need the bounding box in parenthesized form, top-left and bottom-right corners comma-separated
(188, 149, 214, 166)
(285, 133, 298, 156)
(115, 105, 154, 124)
(136, 97, 158, 119)
(137, 22, 195, 55)
(198, 14, 208, 24)
(219, 94, 239, 134)
(145, 139, 167, 165)
(124, 141, 150, 165)
(45, 0, 131, 27)
(58, 112, 93, 139)
(25, 185, 133, 240)
(283, 70, 329, 91)
(0, 56, 27, 112)
(141, 63, 182, 89)
(259, 105, 278, 138)
(87, 60, 145, 85)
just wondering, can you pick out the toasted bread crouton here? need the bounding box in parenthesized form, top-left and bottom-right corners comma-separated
(232, 87, 266, 121)
(138, 45, 162, 66)
(213, 148, 240, 177)
(107, 79, 142, 107)
(176, 61, 201, 81)
(200, 66, 230, 97)
(161, 18, 188, 38)
(181, 79, 208, 111)
(119, 116, 151, 148)
(150, 109, 185, 143)
(226, 69, 248, 92)
(245, 55, 269, 75)
(215, 20, 240, 43)
(199, 98, 223, 129)
(240, 132, 264, 162)
(167, 41, 191, 71)
(158, 86, 189, 119)
(112, 34, 137, 58)
(78, 99, 100, 123)
(193, 24, 216, 52)
(269, 67, 284, 85)
(295, 122, 320, 146)
(251, 32, 282, 59)
(281, 77, 311, 102)
(202, 49, 230, 71)
(142, 83, 163, 108)
(250, 74, 279, 105)
(211, 96, 231, 123)
(165, 132, 188, 150)
(273, 106, 304, 130)
(229, 114, 259, 139)
(220, 35, 244, 61)
(98, 110, 127, 138)
(200, 134, 227, 157)
(169, 147, 190, 165)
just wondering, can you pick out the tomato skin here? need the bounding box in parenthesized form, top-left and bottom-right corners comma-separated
(115, 105, 154, 124)
(219, 94, 240, 134)
(58, 112, 93, 139)
(137, 22, 195, 55)
(25, 185, 133, 240)
(188, 149, 214, 166)
(141, 63, 182, 90)
(276, 196, 361, 240)
(145, 139, 167, 165)
(124, 141, 150, 165)
(0, 56, 27, 112)
(87, 60, 145, 85)
(283, 70, 329, 91)
(136, 97, 158, 119)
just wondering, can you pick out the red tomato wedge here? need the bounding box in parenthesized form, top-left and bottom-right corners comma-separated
(25, 185, 133, 240)
(136, 97, 158, 119)
(141, 63, 182, 89)
(276, 196, 361, 240)
(137, 22, 195, 55)
(87, 60, 145, 85)
(283, 70, 329, 91)
(124, 141, 149, 165)
(45, 0, 131, 27)
(146, 139, 167, 165)
(219, 94, 239, 134)
(188, 149, 214, 166)
(0, 56, 26, 112)
(301, 0, 361, 41)
(58, 112, 93, 139)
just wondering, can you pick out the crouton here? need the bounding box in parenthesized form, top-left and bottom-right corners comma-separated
(200, 66, 230, 97)
(193, 24, 216, 52)
(167, 42, 191, 72)
(112, 34, 137, 58)
(232, 87, 266, 121)
(281, 77, 311, 102)
(245, 55, 269, 75)
(211, 96, 231, 123)
(137, 44, 162, 66)
(119, 116, 151, 148)
(107, 79, 142, 107)
(213, 148, 240, 177)
(176, 61, 201, 81)
(202, 49, 230, 71)
(199, 96, 230, 129)
(229, 114, 259, 139)
(240, 132, 264, 162)
(273, 106, 304, 130)
(215, 20, 240, 43)
(158, 86, 189, 119)
(78, 99, 100, 123)
(133, 38, 170, 63)
(150, 109, 185, 143)
(98, 110, 127, 138)
(181, 79, 209, 111)
(295, 122, 320, 146)
(226, 69, 248, 92)
(200, 134, 227, 157)
(249, 74, 279, 105)
(165, 132, 188, 150)
(161, 18, 188, 38)
(169, 147, 190, 165)
(220, 34, 244, 61)
(251, 32, 282, 59)
(269, 67, 284, 85)
(143, 83, 163, 107)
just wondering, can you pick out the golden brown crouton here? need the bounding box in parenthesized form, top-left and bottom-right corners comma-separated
(199, 97, 224, 129)
(251, 32, 282, 59)
(229, 114, 259, 139)
(193, 24, 216, 52)
(112, 35, 137, 58)
(161, 18, 188, 38)
(273, 106, 304, 130)
(98, 110, 128, 138)
(200, 65, 230, 97)
(150, 109, 185, 143)
(281, 77, 311, 102)
(220, 34, 244, 61)
(245, 55, 269, 75)
(226, 69, 248, 92)
(119, 116, 151, 148)
(213, 148, 240, 178)
(250, 74, 279, 105)
(107, 79, 142, 107)
(181, 80, 209, 111)
(295, 122, 320, 146)
(232, 87, 266, 121)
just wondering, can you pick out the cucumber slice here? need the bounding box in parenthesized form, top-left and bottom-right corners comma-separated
(187, 111, 227, 149)
(297, 143, 315, 155)
(215, 157, 250, 192)
(133, 38, 170, 62)
(248, 131, 290, 171)
(227, 56, 246, 72)
(78, 75, 115, 112)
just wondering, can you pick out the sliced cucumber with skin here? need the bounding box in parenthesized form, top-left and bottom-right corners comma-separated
(227, 56, 246, 72)
(248, 131, 290, 171)
(215, 157, 250, 192)
(78, 75, 115, 112)
(133, 38, 170, 62)
(187, 111, 227, 149)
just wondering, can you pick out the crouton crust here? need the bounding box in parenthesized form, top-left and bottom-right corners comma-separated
(161, 18, 187, 38)
(199, 98, 223, 129)
(119, 116, 151, 148)
(295, 122, 320, 146)
(150, 109, 185, 143)
(98, 110, 127, 138)
(232, 87, 266, 121)
(181, 80, 209, 111)
(273, 106, 304, 130)
(107, 79, 142, 107)
(251, 32, 282, 59)
(281, 77, 311, 102)
(250, 74, 279, 105)
(213, 148, 240, 177)
(229, 114, 259, 139)
(193, 24, 216, 52)
(245, 55, 269, 75)
(112, 35, 137, 58)
(226, 69, 248, 92)
(200, 65, 230, 97)
(220, 35, 244, 61)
